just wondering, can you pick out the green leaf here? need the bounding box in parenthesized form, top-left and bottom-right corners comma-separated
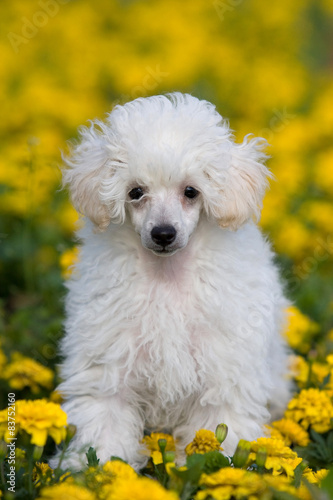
(269, 487, 301, 500)
(110, 456, 128, 463)
(293, 462, 304, 488)
(152, 462, 169, 488)
(86, 447, 100, 467)
(171, 454, 206, 484)
(295, 430, 333, 468)
(186, 453, 206, 468)
(202, 450, 229, 473)
(320, 372, 331, 389)
(327, 432, 333, 450)
(321, 468, 333, 497)
(301, 478, 328, 500)
(310, 430, 327, 447)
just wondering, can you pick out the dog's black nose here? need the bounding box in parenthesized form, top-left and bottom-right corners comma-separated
(151, 225, 177, 246)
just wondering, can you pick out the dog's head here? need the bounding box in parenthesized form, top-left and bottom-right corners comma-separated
(64, 93, 271, 255)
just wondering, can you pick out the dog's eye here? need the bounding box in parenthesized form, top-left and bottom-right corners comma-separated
(184, 186, 199, 199)
(128, 187, 144, 200)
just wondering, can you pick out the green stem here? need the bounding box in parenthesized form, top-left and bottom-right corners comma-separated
(28, 454, 34, 496)
(0, 458, 5, 489)
(54, 442, 69, 480)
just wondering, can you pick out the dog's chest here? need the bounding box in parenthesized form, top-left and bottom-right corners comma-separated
(127, 279, 206, 403)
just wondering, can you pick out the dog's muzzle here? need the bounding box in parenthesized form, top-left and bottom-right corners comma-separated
(151, 225, 177, 249)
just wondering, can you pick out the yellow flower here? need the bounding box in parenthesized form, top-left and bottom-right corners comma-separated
(314, 148, 333, 195)
(303, 467, 328, 484)
(289, 355, 332, 389)
(323, 355, 333, 390)
(103, 459, 137, 480)
(185, 429, 222, 456)
(261, 189, 289, 229)
(283, 306, 319, 353)
(81, 465, 109, 496)
(0, 399, 67, 446)
(249, 437, 302, 477)
(142, 432, 176, 464)
(55, 201, 79, 235)
(263, 475, 311, 500)
(199, 467, 256, 487)
(32, 462, 54, 484)
(312, 361, 331, 387)
(285, 388, 333, 433)
(301, 200, 333, 233)
(39, 483, 96, 500)
(165, 462, 187, 493)
(196, 469, 307, 500)
(2, 353, 54, 393)
(327, 354, 333, 366)
(106, 476, 179, 500)
(84, 459, 137, 498)
(60, 247, 79, 279)
(267, 418, 310, 447)
(273, 217, 312, 260)
(289, 355, 309, 387)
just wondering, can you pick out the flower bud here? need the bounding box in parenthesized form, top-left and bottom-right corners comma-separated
(164, 451, 176, 463)
(256, 447, 267, 469)
(65, 424, 77, 444)
(33, 446, 44, 461)
(232, 439, 251, 468)
(215, 424, 228, 444)
(158, 439, 167, 455)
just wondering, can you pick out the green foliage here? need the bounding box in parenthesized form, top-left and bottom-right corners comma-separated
(201, 450, 230, 474)
(85, 447, 100, 468)
(321, 468, 333, 498)
(295, 430, 333, 470)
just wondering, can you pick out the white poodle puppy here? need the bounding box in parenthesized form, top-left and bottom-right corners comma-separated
(55, 93, 290, 470)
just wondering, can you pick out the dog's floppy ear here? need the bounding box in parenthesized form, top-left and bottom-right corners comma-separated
(205, 135, 271, 230)
(63, 122, 125, 231)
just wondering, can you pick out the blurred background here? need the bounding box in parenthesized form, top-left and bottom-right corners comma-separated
(0, 0, 332, 380)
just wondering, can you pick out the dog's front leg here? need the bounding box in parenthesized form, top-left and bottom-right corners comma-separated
(173, 399, 266, 461)
(51, 393, 147, 471)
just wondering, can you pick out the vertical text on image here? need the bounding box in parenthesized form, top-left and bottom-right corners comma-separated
(6, 393, 16, 494)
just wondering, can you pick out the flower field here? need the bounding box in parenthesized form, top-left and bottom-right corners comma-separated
(0, 0, 333, 498)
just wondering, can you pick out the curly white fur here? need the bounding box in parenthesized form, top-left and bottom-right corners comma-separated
(53, 93, 290, 470)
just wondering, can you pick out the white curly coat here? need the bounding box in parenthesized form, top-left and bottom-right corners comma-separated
(54, 93, 290, 470)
